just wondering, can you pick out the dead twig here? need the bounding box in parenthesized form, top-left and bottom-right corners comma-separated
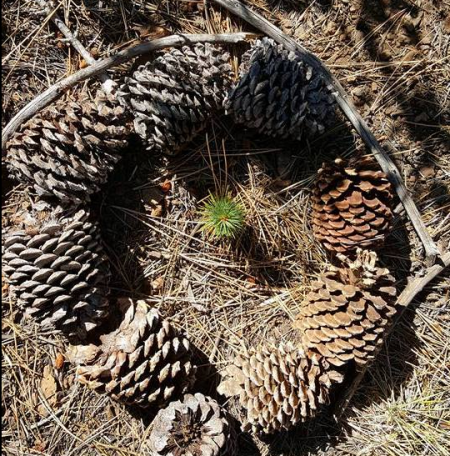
(210, 0, 441, 265)
(336, 250, 450, 418)
(34, 0, 114, 92)
(1, 32, 255, 152)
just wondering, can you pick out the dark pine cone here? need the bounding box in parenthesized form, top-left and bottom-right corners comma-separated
(225, 37, 336, 140)
(2, 207, 110, 339)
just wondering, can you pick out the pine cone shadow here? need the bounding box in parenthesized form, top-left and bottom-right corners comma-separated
(92, 135, 154, 303)
(356, 0, 450, 168)
(1, 163, 15, 204)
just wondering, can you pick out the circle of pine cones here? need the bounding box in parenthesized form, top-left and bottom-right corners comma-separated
(2, 37, 399, 448)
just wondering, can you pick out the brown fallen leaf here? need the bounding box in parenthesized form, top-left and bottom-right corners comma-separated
(151, 276, 164, 291)
(160, 179, 172, 193)
(54, 353, 65, 370)
(444, 15, 450, 34)
(2, 275, 9, 295)
(37, 365, 59, 417)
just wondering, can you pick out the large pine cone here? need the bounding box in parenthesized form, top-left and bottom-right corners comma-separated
(294, 249, 397, 368)
(148, 393, 236, 456)
(217, 342, 343, 434)
(5, 90, 130, 205)
(2, 208, 110, 339)
(68, 299, 196, 408)
(311, 156, 393, 253)
(225, 37, 335, 140)
(118, 43, 232, 154)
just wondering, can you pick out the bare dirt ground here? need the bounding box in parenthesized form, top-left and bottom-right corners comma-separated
(2, 1, 449, 455)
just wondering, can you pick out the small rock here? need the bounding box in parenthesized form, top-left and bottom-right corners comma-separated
(352, 87, 366, 98)
(151, 276, 164, 291)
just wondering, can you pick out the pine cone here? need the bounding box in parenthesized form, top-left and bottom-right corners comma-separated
(311, 156, 393, 253)
(5, 90, 130, 205)
(69, 299, 196, 408)
(294, 249, 397, 368)
(118, 43, 232, 154)
(2, 207, 110, 339)
(225, 37, 335, 140)
(217, 342, 343, 434)
(148, 393, 236, 456)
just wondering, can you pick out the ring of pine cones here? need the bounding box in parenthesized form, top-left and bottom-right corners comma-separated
(3, 37, 399, 447)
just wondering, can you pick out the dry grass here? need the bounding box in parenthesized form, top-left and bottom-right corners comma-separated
(2, 1, 450, 455)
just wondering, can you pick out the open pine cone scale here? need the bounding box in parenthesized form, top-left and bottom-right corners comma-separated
(312, 157, 394, 253)
(295, 249, 398, 368)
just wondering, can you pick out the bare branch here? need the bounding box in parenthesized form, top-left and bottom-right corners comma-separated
(1, 32, 256, 152)
(210, 0, 440, 264)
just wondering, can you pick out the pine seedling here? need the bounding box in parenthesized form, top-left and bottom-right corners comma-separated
(199, 193, 245, 239)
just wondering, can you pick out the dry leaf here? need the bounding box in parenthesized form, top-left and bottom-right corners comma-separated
(37, 365, 59, 417)
(54, 353, 65, 370)
(2, 275, 9, 295)
(160, 179, 172, 193)
(133, 24, 170, 39)
(151, 205, 163, 217)
(106, 404, 116, 420)
(152, 276, 164, 291)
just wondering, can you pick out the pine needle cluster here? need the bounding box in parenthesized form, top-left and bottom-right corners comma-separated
(199, 194, 245, 239)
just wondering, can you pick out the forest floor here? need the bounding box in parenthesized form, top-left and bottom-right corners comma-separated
(2, 1, 450, 455)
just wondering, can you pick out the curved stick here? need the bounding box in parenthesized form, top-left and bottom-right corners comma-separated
(1, 32, 255, 152)
(211, 0, 440, 265)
